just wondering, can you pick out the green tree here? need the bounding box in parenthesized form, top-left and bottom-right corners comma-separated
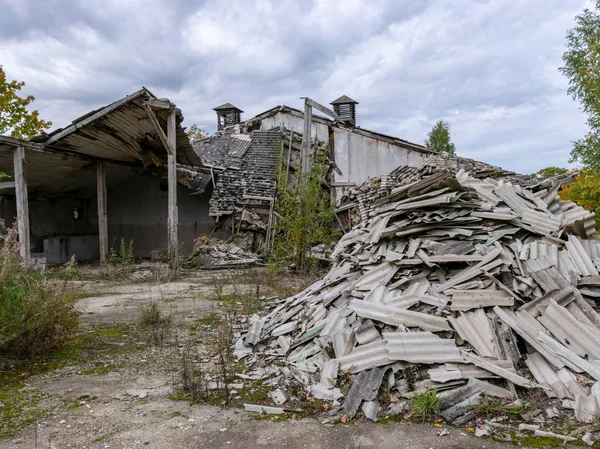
(271, 140, 339, 272)
(424, 120, 456, 155)
(560, 1, 600, 171)
(186, 124, 206, 141)
(0, 67, 51, 139)
(530, 166, 569, 178)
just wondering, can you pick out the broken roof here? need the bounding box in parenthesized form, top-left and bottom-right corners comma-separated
(247, 105, 434, 155)
(341, 152, 540, 225)
(0, 88, 207, 196)
(203, 129, 285, 217)
(43, 87, 201, 167)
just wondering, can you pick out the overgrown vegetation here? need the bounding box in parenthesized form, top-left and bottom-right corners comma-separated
(410, 388, 440, 422)
(138, 302, 171, 346)
(0, 227, 79, 358)
(109, 238, 135, 265)
(177, 310, 235, 405)
(271, 139, 340, 272)
(472, 393, 532, 420)
(559, 168, 600, 230)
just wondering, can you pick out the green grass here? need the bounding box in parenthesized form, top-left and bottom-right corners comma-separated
(410, 388, 440, 422)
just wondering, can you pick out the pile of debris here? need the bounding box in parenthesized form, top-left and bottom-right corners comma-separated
(238, 166, 600, 427)
(187, 237, 260, 268)
(338, 153, 540, 228)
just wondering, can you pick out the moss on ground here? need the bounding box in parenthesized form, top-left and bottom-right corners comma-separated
(0, 383, 49, 439)
(0, 322, 146, 440)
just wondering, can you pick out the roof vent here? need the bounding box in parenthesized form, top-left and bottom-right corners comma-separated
(330, 95, 358, 125)
(213, 103, 243, 129)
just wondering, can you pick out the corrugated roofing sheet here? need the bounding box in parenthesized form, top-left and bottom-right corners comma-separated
(449, 309, 502, 359)
(349, 299, 451, 332)
(337, 340, 390, 373)
(538, 300, 600, 361)
(383, 331, 462, 364)
(451, 289, 513, 311)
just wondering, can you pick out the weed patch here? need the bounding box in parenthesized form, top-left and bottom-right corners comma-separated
(410, 389, 440, 422)
(0, 227, 79, 358)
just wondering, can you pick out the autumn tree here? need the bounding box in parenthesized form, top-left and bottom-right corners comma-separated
(560, 1, 600, 171)
(186, 124, 206, 141)
(0, 67, 51, 140)
(559, 168, 600, 229)
(424, 120, 456, 155)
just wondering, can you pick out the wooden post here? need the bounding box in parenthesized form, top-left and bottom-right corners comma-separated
(167, 109, 178, 266)
(13, 146, 30, 263)
(301, 99, 312, 173)
(96, 161, 108, 265)
(285, 127, 293, 182)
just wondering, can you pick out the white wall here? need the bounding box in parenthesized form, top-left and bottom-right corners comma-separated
(260, 111, 428, 202)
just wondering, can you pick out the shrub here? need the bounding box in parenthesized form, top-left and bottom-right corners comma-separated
(0, 227, 79, 358)
(139, 302, 168, 327)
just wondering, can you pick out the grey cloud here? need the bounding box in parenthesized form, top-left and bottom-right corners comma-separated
(0, 0, 590, 173)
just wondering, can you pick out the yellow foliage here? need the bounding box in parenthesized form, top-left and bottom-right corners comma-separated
(559, 169, 600, 211)
(0, 67, 51, 139)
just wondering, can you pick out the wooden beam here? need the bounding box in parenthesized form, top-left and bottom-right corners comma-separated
(147, 98, 173, 110)
(0, 135, 45, 151)
(301, 98, 312, 173)
(96, 161, 108, 265)
(306, 98, 343, 122)
(285, 127, 293, 182)
(13, 146, 30, 263)
(143, 103, 174, 155)
(167, 109, 178, 266)
(0, 181, 16, 189)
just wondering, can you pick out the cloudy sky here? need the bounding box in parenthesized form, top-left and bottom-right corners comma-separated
(0, 0, 591, 173)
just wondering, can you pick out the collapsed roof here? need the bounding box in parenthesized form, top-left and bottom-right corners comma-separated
(194, 128, 287, 217)
(238, 160, 599, 425)
(339, 153, 547, 227)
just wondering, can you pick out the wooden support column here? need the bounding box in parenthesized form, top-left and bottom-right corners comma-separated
(96, 161, 108, 265)
(167, 109, 178, 266)
(301, 98, 312, 173)
(13, 146, 30, 263)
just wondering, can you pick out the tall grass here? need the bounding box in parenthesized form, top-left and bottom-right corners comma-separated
(0, 227, 79, 358)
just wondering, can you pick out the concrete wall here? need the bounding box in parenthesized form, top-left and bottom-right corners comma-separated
(106, 174, 213, 258)
(0, 171, 215, 263)
(0, 196, 97, 253)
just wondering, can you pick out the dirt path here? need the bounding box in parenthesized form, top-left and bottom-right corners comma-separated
(0, 267, 579, 448)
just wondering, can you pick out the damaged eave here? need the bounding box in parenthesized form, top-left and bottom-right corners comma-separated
(42, 87, 202, 168)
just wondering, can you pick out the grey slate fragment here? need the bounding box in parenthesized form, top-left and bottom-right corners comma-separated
(343, 367, 388, 418)
(361, 399, 381, 421)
